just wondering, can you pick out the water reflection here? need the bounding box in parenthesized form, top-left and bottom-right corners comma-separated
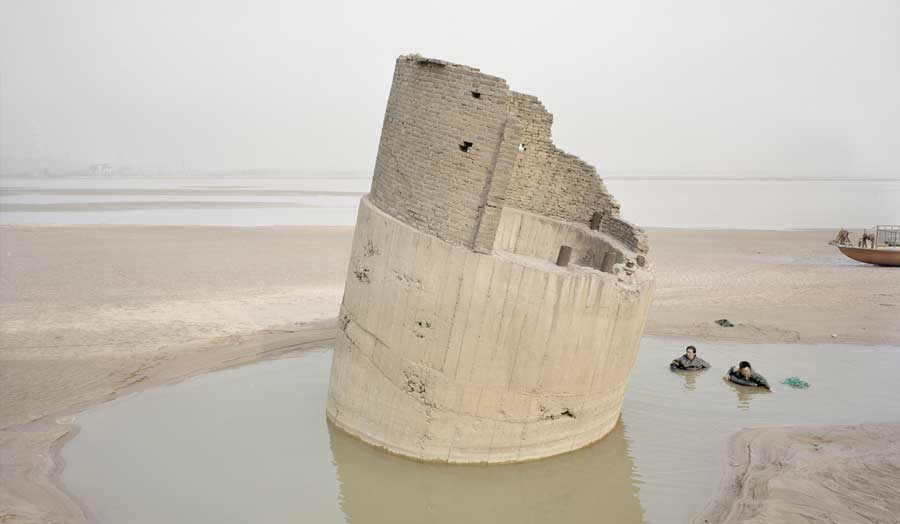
(724, 380, 771, 410)
(670, 369, 703, 390)
(329, 420, 644, 524)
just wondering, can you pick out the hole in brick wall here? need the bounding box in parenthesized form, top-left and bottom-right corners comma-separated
(459, 141, 474, 152)
(518, 143, 526, 152)
(471, 91, 481, 99)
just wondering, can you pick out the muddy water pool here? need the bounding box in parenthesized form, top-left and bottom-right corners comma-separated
(60, 337, 900, 524)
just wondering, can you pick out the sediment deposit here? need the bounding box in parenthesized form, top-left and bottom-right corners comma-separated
(694, 424, 900, 524)
(326, 55, 654, 463)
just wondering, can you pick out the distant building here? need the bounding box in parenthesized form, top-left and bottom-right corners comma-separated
(90, 163, 114, 176)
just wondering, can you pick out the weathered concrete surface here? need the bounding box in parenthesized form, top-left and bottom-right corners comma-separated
(326, 55, 654, 463)
(328, 198, 653, 462)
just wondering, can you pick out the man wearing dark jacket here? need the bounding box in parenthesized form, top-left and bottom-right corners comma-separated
(670, 345, 710, 370)
(725, 361, 771, 389)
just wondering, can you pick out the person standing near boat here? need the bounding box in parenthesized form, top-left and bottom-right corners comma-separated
(831, 227, 851, 245)
(670, 345, 710, 370)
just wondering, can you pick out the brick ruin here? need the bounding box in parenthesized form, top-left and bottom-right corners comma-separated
(369, 55, 648, 258)
(327, 55, 654, 463)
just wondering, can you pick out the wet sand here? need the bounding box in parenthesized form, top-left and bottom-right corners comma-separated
(1, 225, 898, 523)
(694, 423, 900, 524)
(0, 226, 352, 357)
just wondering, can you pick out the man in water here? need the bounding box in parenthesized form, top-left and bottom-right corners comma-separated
(670, 345, 710, 370)
(725, 361, 771, 389)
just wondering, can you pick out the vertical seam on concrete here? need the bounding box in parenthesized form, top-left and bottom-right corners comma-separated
(588, 299, 622, 395)
(399, 232, 429, 366)
(535, 274, 565, 391)
(488, 264, 519, 363)
(442, 260, 465, 374)
(434, 247, 464, 374)
(445, 255, 479, 380)
(453, 256, 493, 380)
(511, 208, 525, 254)
(425, 241, 451, 372)
(469, 106, 512, 252)
(505, 271, 551, 391)
(497, 265, 529, 391)
(464, 260, 499, 383)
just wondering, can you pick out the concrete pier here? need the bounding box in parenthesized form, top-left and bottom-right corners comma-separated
(326, 55, 654, 463)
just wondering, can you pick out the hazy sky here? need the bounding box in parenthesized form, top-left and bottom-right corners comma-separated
(2, 0, 899, 176)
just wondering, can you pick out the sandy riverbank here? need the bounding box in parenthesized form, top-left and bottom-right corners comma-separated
(1, 225, 898, 523)
(694, 423, 900, 524)
(3, 226, 896, 358)
(1, 226, 353, 522)
(646, 228, 900, 345)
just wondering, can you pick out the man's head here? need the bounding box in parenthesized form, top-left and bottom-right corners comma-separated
(739, 361, 752, 379)
(686, 346, 697, 359)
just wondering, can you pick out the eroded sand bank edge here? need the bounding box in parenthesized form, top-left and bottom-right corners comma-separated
(693, 423, 900, 524)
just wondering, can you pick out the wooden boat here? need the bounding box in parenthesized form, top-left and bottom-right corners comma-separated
(835, 245, 900, 266)
(831, 225, 900, 267)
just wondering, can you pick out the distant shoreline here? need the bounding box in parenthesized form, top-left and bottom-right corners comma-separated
(3, 172, 899, 182)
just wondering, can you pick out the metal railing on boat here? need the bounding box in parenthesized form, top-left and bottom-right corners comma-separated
(875, 225, 900, 247)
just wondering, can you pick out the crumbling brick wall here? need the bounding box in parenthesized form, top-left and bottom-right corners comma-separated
(368, 54, 648, 256)
(603, 216, 649, 253)
(504, 93, 648, 254)
(369, 55, 520, 253)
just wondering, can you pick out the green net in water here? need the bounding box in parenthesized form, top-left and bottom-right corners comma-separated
(782, 377, 810, 389)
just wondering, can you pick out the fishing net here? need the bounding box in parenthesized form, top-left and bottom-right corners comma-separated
(782, 377, 810, 389)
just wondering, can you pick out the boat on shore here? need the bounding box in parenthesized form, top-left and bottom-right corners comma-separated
(830, 225, 900, 267)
